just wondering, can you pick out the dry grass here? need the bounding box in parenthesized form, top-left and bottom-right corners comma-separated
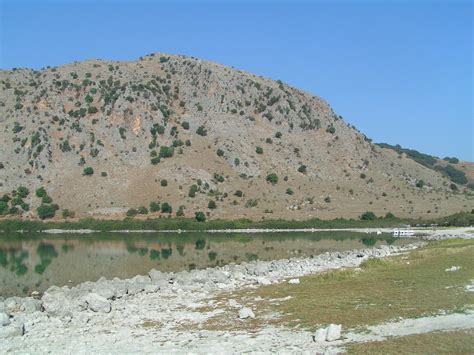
(202, 239, 474, 332)
(346, 329, 474, 354)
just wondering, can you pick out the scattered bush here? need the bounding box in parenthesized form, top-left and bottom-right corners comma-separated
(83, 167, 94, 176)
(360, 211, 376, 220)
(416, 180, 424, 188)
(181, 121, 190, 130)
(286, 188, 294, 195)
(188, 184, 198, 198)
(298, 165, 307, 174)
(149, 201, 160, 212)
(360, 173, 366, 179)
(37, 204, 56, 219)
(208, 200, 217, 209)
(151, 157, 161, 165)
(234, 190, 243, 197)
(324, 196, 331, 203)
(101, 172, 107, 177)
(161, 202, 172, 213)
(159, 146, 174, 158)
(62, 209, 74, 218)
(137, 206, 149, 215)
(17, 186, 29, 198)
(266, 173, 278, 185)
(42, 195, 53, 204)
(196, 126, 207, 136)
(0, 201, 8, 214)
(126, 208, 138, 217)
(195, 212, 206, 222)
(216, 149, 224, 157)
(256, 146, 263, 154)
(160, 179, 168, 187)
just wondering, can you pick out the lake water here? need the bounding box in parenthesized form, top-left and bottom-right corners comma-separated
(0, 231, 414, 297)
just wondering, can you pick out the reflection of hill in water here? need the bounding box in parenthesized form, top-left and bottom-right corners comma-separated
(0, 232, 404, 297)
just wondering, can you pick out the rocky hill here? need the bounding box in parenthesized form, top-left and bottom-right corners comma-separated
(0, 53, 472, 221)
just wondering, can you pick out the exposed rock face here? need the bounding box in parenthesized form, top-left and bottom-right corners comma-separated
(0, 53, 471, 221)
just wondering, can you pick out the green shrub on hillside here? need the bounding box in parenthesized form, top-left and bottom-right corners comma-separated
(17, 186, 29, 198)
(361, 211, 376, 220)
(83, 167, 94, 175)
(161, 202, 172, 213)
(37, 204, 56, 219)
(266, 173, 278, 185)
(195, 212, 206, 222)
(196, 126, 207, 136)
(149, 202, 160, 212)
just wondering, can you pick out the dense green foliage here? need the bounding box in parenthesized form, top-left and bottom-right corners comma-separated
(2, 211, 473, 232)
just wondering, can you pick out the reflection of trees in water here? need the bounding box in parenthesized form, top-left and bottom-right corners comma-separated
(0, 248, 29, 276)
(61, 244, 75, 253)
(34, 243, 58, 274)
(195, 239, 206, 250)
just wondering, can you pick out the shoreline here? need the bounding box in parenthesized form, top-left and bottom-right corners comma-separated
(1, 231, 473, 351)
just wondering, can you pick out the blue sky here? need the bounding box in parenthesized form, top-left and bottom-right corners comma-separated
(1, 0, 472, 160)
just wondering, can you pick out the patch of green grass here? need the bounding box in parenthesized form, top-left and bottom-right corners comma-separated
(346, 329, 474, 354)
(204, 240, 474, 331)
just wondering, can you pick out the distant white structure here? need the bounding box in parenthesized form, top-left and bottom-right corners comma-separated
(393, 229, 415, 237)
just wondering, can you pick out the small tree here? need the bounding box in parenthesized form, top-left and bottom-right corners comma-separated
(216, 149, 224, 157)
(181, 121, 190, 130)
(195, 212, 206, 222)
(83, 167, 94, 176)
(208, 200, 217, 209)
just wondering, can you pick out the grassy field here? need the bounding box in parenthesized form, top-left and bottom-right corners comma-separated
(0, 211, 473, 232)
(346, 329, 474, 354)
(201, 239, 474, 333)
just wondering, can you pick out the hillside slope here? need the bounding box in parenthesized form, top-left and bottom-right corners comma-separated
(0, 53, 472, 220)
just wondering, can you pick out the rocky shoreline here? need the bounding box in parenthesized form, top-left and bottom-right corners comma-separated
(0, 241, 428, 351)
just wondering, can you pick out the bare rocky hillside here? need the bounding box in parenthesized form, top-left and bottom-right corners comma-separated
(0, 53, 472, 220)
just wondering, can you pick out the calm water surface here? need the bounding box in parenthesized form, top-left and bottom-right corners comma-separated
(0, 231, 414, 297)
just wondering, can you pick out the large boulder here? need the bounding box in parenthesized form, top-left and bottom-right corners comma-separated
(84, 293, 111, 313)
(41, 290, 74, 318)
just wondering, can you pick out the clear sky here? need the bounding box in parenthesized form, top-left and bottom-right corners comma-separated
(1, 0, 472, 160)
